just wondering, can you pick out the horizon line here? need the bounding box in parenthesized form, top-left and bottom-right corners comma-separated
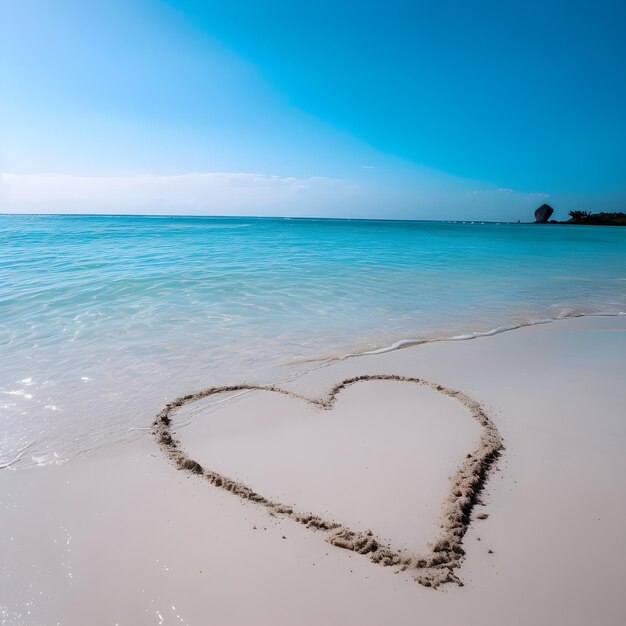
(0, 212, 531, 224)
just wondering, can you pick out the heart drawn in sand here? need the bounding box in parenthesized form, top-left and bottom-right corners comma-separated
(152, 375, 503, 588)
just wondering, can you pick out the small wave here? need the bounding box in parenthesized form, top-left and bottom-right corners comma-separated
(199, 223, 252, 229)
(0, 441, 37, 469)
(355, 311, 626, 357)
(291, 310, 626, 364)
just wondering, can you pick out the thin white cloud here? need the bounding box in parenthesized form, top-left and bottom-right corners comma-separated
(0, 172, 356, 215)
(0, 171, 550, 220)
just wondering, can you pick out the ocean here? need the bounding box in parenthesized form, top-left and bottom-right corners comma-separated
(2, 214, 625, 468)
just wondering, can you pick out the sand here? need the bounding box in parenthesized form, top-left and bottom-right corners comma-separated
(154, 375, 502, 588)
(1, 316, 626, 625)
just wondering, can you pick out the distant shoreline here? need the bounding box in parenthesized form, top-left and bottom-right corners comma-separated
(537, 210, 626, 226)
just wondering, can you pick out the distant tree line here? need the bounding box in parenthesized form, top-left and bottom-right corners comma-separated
(567, 210, 626, 226)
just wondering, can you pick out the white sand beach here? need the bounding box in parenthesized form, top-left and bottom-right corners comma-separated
(2, 316, 626, 625)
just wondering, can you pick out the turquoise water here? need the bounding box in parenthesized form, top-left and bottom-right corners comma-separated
(1, 214, 625, 468)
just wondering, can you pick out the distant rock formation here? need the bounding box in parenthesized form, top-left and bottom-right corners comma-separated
(534, 204, 554, 223)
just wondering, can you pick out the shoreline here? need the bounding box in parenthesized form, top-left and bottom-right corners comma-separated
(2, 311, 625, 472)
(340, 310, 626, 358)
(2, 315, 625, 624)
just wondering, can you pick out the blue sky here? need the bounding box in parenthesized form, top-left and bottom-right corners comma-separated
(1, 0, 625, 219)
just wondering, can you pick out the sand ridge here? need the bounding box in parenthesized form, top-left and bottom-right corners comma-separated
(152, 374, 504, 588)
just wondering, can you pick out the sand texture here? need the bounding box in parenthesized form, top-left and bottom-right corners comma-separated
(1, 316, 626, 625)
(152, 375, 503, 588)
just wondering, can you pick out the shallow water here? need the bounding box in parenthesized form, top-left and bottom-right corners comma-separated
(1, 215, 625, 468)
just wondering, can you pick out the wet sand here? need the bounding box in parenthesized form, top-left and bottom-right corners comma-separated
(2, 316, 626, 624)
